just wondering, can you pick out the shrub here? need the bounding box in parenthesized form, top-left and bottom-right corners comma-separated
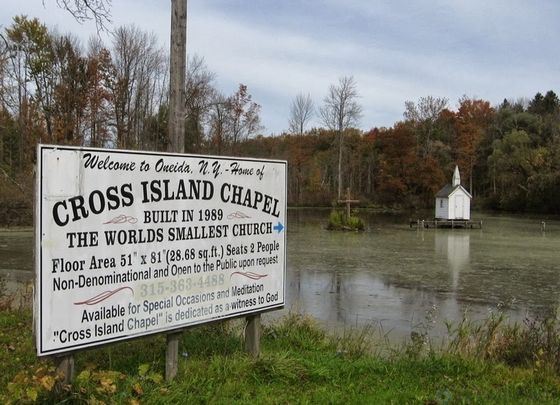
(327, 209, 364, 231)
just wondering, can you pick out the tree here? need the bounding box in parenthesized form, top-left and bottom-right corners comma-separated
(528, 90, 559, 116)
(184, 55, 215, 153)
(319, 76, 362, 199)
(50, 33, 89, 144)
(526, 137, 560, 213)
(403, 95, 448, 158)
(454, 97, 494, 194)
(227, 84, 261, 152)
(207, 92, 229, 155)
(206, 85, 261, 155)
(287, 92, 314, 203)
(375, 123, 417, 204)
(84, 37, 112, 147)
(55, 0, 112, 32)
(542, 90, 560, 115)
(288, 93, 313, 136)
(528, 92, 545, 115)
(6, 16, 56, 141)
(488, 129, 533, 210)
(110, 25, 166, 149)
(361, 128, 380, 197)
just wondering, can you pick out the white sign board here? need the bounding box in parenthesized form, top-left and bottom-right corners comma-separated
(35, 145, 286, 356)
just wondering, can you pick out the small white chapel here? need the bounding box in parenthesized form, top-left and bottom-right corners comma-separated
(435, 166, 472, 220)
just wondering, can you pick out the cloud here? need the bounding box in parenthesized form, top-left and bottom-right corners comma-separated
(189, 1, 559, 131)
(1, 1, 558, 133)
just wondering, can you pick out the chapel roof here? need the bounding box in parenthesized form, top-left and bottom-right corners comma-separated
(435, 184, 472, 199)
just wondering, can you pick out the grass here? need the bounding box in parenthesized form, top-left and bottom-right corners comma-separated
(2, 309, 560, 404)
(327, 209, 365, 231)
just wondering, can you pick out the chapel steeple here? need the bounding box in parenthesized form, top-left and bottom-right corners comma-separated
(452, 165, 461, 187)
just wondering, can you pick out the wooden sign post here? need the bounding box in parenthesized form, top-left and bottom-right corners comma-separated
(245, 314, 261, 357)
(55, 355, 75, 385)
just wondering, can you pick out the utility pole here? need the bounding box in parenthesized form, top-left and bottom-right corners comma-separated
(166, 0, 187, 381)
(168, 0, 187, 154)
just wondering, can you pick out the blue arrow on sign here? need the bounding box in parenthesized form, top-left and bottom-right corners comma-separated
(273, 222, 284, 233)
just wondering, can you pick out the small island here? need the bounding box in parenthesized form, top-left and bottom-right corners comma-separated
(327, 209, 365, 231)
(327, 188, 364, 231)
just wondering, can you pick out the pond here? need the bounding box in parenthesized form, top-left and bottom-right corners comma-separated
(1, 209, 559, 341)
(280, 209, 560, 340)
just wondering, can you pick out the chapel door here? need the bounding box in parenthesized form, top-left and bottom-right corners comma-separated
(455, 195, 464, 219)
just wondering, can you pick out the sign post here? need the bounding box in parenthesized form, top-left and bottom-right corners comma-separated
(35, 145, 287, 368)
(55, 355, 75, 385)
(244, 314, 260, 357)
(165, 332, 181, 380)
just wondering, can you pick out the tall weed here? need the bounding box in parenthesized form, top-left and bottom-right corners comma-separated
(444, 308, 560, 373)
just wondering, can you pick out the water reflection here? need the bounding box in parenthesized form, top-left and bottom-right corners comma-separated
(434, 231, 470, 290)
(280, 209, 560, 339)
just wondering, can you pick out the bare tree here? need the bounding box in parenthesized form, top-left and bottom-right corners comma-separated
(320, 76, 362, 199)
(208, 92, 229, 155)
(288, 93, 313, 136)
(403, 96, 448, 123)
(54, 0, 112, 32)
(206, 84, 261, 155)
(110, 25, 166, 149)
(184, 54, 215, 152)
(0, 33, 10, 64)
(228, 84, 261, 150)
(403, 95, 448, 157)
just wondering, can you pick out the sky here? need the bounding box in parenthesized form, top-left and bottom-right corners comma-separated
(2, 1, 559, 135)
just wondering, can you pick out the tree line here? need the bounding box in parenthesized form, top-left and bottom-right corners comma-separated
(1, 16, 559, 224)
(267, 89, 560, 214)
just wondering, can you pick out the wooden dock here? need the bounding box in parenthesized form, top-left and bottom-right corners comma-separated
(410, 219, 482, 229)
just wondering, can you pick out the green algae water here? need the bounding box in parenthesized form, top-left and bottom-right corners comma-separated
(2, 210, 559, 340)
(281, 209, 560, 340)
